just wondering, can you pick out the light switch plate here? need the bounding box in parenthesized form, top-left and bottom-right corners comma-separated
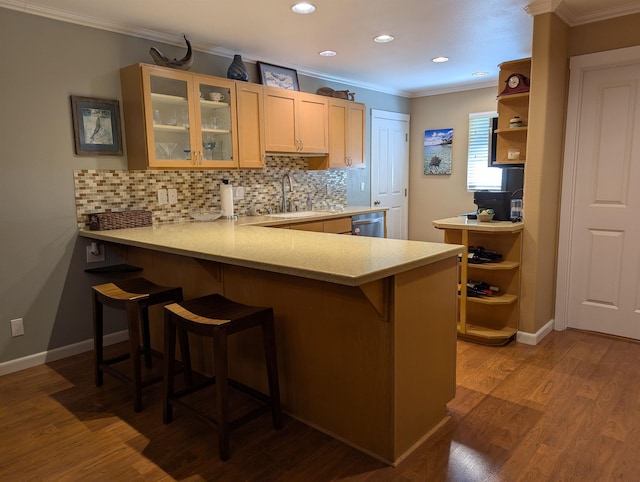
(233, 186, 245, 200)
(157, 189, 168, 205)
(168, 188, 178, 204)
(11, 318, 24, 337)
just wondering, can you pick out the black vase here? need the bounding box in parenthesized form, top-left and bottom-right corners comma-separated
(227, 54, 249, 82)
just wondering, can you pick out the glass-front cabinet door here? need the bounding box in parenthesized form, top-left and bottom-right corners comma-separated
(193, 75, 238, 169)
(139, 65, 238, 169)
(142, 66, 196, 168)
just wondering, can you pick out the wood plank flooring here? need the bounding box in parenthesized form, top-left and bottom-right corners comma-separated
(1, 329, 640, 481)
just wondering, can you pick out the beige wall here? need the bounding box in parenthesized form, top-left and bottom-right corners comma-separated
(519, 13, 570, 335)
(410, 11, 640, 337)
(520, 12, 640, 336)
(408, 87, 497, 242)
(569, 13, 640, 56)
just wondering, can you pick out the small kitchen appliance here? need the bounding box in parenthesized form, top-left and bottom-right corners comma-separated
(473, 191, 511, 221)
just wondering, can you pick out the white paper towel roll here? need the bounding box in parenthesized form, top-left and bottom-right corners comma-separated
(220, 182, 234, 218)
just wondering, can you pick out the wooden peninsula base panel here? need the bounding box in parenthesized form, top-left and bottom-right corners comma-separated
(82, 220, 462, 464)
(123, 246, 458, 464)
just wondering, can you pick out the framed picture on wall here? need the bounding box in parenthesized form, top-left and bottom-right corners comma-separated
(70, 96, 123, 156)
(257, 62, 300, 91)
(423, 128, 453, 175)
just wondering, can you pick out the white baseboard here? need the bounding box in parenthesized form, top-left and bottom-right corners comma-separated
(516, 319, 555, 345)
(0, 330, 128, 376)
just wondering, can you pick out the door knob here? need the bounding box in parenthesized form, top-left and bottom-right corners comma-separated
(374, 200, 380, 206)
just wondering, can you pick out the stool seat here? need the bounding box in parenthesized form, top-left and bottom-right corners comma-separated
(163, 293, 283, 461)
(92, 277, 183, 412)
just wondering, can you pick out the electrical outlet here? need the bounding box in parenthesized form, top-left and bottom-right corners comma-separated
(326, 184, 333, 195)
(10, 318, 24, 337)
(157, 189, 168, 205)
(168, 188, 178, 204)
(86, 244, 105, 263)
(233, 186, 245, 200)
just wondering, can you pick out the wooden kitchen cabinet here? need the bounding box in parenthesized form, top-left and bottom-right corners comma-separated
(263, 87, 328, 154)
(433, 218, 523, 346)
(235, 82, 265, 168)
(120, 63, 239, 169)
(494, 58, 530, 166)
(327, 99, 366, 168)
(275, 216, 353, 234)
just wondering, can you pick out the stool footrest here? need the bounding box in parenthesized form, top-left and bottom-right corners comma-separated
(102, 353, 131, 365)
(169, 386, 273, 432)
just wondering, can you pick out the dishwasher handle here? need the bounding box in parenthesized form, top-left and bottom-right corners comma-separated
(352, 218, 383, 226)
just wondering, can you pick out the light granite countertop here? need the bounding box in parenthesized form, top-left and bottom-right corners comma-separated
(433, 216, 523, 232)
(79, 208, 463, 286)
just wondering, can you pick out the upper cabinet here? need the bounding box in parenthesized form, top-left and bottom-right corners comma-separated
(327, 98, 365, 168)
(494, 58, 530, 166)
(235, 82, 266, 169)
(263, 87, 328, 154)
(120, 63, 363, 170)
(120, 63, 239, 169)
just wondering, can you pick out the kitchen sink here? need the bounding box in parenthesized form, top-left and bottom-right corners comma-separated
(267, 211, 332, 219)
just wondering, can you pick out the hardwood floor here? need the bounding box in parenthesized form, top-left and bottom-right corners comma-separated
(1, 329, 639, 481)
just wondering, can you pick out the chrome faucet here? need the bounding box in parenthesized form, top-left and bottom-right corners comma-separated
(282, 173, 293, 212)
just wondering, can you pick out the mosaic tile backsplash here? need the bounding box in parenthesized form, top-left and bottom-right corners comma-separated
(74, 156, 347, 228)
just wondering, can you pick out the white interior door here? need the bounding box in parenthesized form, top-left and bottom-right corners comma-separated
(557, 46, 640, 339)
(370, 109, 410, 239)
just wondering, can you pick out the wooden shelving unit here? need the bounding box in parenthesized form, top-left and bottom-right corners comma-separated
(433, 217, 523, 346)
(494, 58, 531, 166)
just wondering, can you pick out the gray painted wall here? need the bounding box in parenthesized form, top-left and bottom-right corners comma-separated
(0, 8, 410, 364)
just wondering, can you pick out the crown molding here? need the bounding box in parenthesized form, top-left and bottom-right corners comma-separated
(1, 0, 411, 97)
(409, 79, 498, 99)
(526, 0, 640, 26)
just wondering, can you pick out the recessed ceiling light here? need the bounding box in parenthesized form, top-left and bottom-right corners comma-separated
(373, 34, 394, 43)
(472, 71, 489, 77)
(319, 50, 337, 57)
(291, 2, 316, 14)
(432, 56, 449, 63)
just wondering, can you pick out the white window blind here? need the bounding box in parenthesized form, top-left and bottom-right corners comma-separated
(467, 112, 502, 191)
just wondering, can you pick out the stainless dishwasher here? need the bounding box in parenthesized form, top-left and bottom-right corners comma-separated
(351, 211, 385, 237)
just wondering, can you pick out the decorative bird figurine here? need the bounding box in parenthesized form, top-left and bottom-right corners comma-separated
(149, 35, 194, 70)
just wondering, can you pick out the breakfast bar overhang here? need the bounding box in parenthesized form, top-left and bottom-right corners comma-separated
(80, 221, 463, 465)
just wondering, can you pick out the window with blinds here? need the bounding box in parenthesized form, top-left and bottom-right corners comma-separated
(467, 112, 502, 191)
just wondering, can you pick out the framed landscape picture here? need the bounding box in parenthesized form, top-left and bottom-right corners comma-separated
(257, 62, 300, 91)
(70, 96, 123, 156)
(423, 128, 453, 175)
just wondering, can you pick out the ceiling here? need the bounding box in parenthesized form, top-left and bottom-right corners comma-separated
(3, 0, 640, 97)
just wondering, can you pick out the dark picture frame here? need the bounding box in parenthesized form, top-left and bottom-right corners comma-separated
(70, 95, 123, 156)
(257, 62, 300, 91)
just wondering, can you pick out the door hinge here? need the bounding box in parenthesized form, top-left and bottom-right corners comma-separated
(405, 188, 407, 196)
(405, 133, 408, 142)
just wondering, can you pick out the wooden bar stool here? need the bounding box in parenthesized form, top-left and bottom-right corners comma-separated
(163, 293, 283, 461)
(92, 277, 183, 412)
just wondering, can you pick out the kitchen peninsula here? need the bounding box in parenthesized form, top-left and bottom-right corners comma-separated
(80, 214, 462, 464)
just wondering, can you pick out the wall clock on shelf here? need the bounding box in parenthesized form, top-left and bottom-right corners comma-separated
(499, 73, 530, 95)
